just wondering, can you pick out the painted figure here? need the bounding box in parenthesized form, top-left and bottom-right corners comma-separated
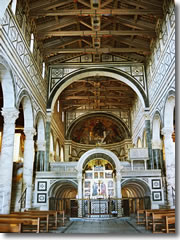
(92, 182, 98, 196)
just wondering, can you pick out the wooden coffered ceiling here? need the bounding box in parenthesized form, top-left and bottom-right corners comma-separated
(59, 76, 136, 111)
(28, 0, 164, 64)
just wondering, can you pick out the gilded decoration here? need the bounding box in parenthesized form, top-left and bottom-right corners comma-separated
(70, 116, 126, 145)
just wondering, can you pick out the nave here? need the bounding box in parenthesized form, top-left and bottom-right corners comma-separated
(54, 218, 150, 234)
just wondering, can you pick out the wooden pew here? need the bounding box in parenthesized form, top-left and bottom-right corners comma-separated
(145, 209, 175, 230)
(164, 215, 175, 233)
(136, 209, 173, 227)
(136, 209, 145, 225)
(0, 213, 48, 232)
(57, 210, 66, 226)
(24, 210, 59, 229)
(25, 210, 66, 228)
(150, 212, 175, 233)
(0, 217, 40, 233)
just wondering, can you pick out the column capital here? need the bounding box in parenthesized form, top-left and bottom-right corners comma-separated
(24, 128, 36, 140)
(144, 112, 150, 120)
(46, 111, 52, 122)
(152, 140, 163, 149)
(36, 140, 46, 151)
(161, 127, 173, 138)
(1, 107, 19, 124)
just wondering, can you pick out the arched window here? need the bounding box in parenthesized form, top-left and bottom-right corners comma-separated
(57, 100, 60, 113)
(56, 140, 60, 161)
(30, 33, 34, 53)
(60, 146, 64, 162)
(50, 132, 54, 162)
(42, 62, 46, 78)
(137, 137, 142, 148)
(143, 131, 147, 148)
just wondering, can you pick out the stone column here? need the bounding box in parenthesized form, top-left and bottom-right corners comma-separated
(0, 108, 19, 214)
(116, 170, 122, 217)
(36, 140, 46, 171)
(161, 128, 175, 208)
(64, 140, 72, 162)
(45, 112, 51, 171)
(77, 172, 83, 217)
(144, 112, 153, 169)
(23, 128, 36, 209)
(152, 140, 163, 169)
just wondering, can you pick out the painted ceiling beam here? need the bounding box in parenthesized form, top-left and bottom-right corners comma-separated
(44, 47, 150, 55)
(30, 9, 163, 17)
(38, 30, 155, 38)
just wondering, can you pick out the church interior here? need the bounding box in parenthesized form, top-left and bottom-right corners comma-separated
(0, 0, 175, 234)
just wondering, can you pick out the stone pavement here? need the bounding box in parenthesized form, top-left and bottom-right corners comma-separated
(51, 217, 153, 234)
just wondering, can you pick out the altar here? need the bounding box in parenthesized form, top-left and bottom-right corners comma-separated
(91, 199, 108, 214)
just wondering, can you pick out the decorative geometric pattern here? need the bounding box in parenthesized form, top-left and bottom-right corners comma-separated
(152, 191, 162, 201)
(152, 179, 161, 189)
(81, 54, 92, 62)
(49, 63, 146, 97)
(51, 68, 64, 78)
(37, 193, 46, 203)
(38, 181, 47, 191)
(91, 200, 108, 214)
(128, 5, 175, 142)
(2, 8, 47, 104)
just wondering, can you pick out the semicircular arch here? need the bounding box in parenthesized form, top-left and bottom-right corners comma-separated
(0, 55, 16, 108)
(76, 148, 121, 172)
(47, 67, 149, 111)
(66, 111, 131, 140)
(121, 178, 151, 197)
(48, 179, 78, 197)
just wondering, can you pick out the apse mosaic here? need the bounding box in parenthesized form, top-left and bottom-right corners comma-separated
(70, 116, 125, 144)
(83, 159, 115, 199)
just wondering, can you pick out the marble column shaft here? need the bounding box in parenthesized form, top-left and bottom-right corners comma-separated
(152, 149, 160, 169)
(161, 128, 175, 208)
(23, 128, 36, 209)
(36, 140, 46, 171)
(0, 108, 19, 214)
(145, 119, 153, 169)
(116, 170, 122, 217)
(45, 120, 51, 171)
(77, 173, 83, 217)
(152, 139, 163, 170)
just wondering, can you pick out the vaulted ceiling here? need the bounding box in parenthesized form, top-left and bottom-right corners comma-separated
(28, 0, 164, 64)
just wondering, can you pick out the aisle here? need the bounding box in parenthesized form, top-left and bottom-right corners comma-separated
(58, 218, 152, 234)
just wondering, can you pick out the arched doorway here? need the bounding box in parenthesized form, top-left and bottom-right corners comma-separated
(121, 179, 151, 216)
(76, 148, 123, 217)
(48, 180, 77, 216)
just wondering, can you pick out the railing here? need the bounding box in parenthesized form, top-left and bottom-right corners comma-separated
(18, 188, 27, 210)
(49, 196, 151, 217)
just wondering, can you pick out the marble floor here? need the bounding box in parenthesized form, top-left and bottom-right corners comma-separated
(51, 217, 152, 234)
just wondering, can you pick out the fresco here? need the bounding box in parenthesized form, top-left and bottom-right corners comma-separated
(71, 116, 125, 144)
(83, 159, 115, 198)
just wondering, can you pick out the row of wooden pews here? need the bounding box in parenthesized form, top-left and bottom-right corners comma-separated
(136, 208, 175, 233)
(0, 210, 66, 233)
